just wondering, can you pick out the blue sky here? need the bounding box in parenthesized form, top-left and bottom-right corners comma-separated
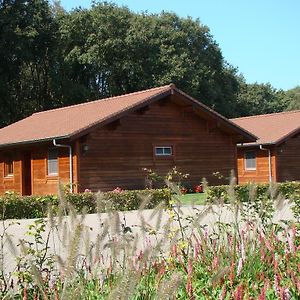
(59, 0, 300, 91)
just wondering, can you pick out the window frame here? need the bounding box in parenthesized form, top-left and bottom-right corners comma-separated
(4, 154, 14, 177)
(244, 150, 256, 171)
(154, 146, 173, 157)
(47, 148, 59, 176)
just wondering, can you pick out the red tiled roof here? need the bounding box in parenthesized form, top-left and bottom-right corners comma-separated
(231, 110, 300, 145)
(0, 84, 256, 147)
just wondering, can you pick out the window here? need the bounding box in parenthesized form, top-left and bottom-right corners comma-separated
(155, 146, 173, 156)
(244, 151, 256, 170)
(4, 154, 13, 177)
(48, 149, 58, 175)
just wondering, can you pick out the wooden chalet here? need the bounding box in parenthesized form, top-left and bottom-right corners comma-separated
(0, 84, 256, 195)
(231, 110, 300, 183)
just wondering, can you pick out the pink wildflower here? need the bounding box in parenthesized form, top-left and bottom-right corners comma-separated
(172, 244, 177, 257)
(84, 188, 91, 193)
(186, 258, 193, 298)
(287, 230, 296, 255)
(23, 287, 27, 300)
(233, 284, 244, 300)
(280, 288, 291, 300)
(218, 284, 226, 300)
(212, 256, 219, 269)
(193, 242, 200, 260)
(237, 257, 243, 277)
(112, 187, 123, 193)
(258, 281, 268, 300)
(274, 274, 280, 296)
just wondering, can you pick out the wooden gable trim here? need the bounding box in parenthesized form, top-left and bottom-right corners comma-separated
(69, 89, 172, 141)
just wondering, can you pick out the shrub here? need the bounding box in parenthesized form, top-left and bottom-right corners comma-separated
(206, 181, 300, 203)
(0, 188, 171, 220)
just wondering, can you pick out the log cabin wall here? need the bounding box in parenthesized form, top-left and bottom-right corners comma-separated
(31, 144, 78, 195)
(237, 147, 277, 184)
(0, 143, 78, 195)
(0, 150, 22, 194)
(276, 134, 300, 182)
(78, 96, 238, 192)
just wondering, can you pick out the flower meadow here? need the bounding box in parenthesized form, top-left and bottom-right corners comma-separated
(0, 180, 299, 299)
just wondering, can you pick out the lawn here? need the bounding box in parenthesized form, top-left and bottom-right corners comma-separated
(178, 192, 206, 205)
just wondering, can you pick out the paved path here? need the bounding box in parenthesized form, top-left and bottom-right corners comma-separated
(0, 201, 295, 277)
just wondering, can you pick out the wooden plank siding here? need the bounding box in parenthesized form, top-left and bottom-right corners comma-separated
(237, 147, 277, 184)
(0, 151, 22, 193)
(78, 97, 238, 192)
(0, 144, 79, 195)
(276, 134, 300, 182)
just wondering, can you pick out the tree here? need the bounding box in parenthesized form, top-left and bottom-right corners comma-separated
(235, 80, 287, 117)
(57, 3, 240, 116)
(283, 86, 300, 111)
(0, 0, 59, 127)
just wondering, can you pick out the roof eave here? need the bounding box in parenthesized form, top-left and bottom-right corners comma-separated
(0, 135, 71, 149)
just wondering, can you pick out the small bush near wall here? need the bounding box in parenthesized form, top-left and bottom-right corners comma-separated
(0, 189, 171, 220)
(206, 181, 300, 204)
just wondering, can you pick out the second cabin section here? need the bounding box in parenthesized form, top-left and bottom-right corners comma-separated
(232, 110, 300, 184)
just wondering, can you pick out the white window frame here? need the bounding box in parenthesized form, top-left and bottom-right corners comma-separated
(47, 148, 58, 176)
(244, 150, 256, 171)
(155, 146, 173, 156)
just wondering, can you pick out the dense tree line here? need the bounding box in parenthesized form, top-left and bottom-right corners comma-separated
(0, 0, 299, 127)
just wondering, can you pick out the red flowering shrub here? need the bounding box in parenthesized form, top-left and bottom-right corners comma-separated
(194, 184, 203, 193)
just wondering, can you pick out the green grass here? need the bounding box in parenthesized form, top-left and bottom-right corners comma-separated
(178, 192, 206, 205)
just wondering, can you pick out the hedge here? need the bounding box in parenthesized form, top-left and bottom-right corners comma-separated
(0, 189, 171, 220)
(206, 181, 300, 203)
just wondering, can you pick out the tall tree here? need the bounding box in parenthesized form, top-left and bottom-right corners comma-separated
(283, 86, 300, 111)
(235, 80, 287, 117)
(0, 0, 59, 127)
(57, 3, 240, 116)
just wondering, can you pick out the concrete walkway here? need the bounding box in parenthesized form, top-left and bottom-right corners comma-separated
(0, 201, 295, 277)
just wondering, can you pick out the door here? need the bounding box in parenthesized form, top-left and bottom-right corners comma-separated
(22, 151, 32, 195)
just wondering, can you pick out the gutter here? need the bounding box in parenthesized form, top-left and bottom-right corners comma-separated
(259, 145, 272, 182)
(53, 139, 73, 193)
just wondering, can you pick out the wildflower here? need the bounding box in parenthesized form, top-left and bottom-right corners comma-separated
(258, 281, 267, 300)
(218, 284, 227, 300)
(178, 240, 188, 251)
(280, 288, 291, 300)
(212, 256, 219, 269)
(180, 187, 188, 194)
(194, 184, 203, 193)
(112, 187, 123, 193)
(233, 284, 244, 300)
(186, 258, 193, 298)
(193, 240, 200, 260)
(287, 230, 296, 255)
(23, 287, 27, 300)
(229, 261, 235, 286)
(171, 244, 177, 257)
(237, 257, 243, 277)
(274, 274, 280, 296)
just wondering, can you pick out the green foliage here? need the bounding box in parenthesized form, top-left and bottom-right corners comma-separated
(207, 181, 300, 221)
(283, 86, 300, 111)
(1, 182, 299, 299)
(235, 80, 287, 117)
(0, 189, 170, 220)
(206, 182, 300, 203)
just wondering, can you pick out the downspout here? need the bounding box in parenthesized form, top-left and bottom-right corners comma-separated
(53, 139, 73, 193)
(259, 144, 272, 182)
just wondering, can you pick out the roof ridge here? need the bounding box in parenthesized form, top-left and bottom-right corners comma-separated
(231, 109, 300, 121)
(33, 84, 173, 116)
